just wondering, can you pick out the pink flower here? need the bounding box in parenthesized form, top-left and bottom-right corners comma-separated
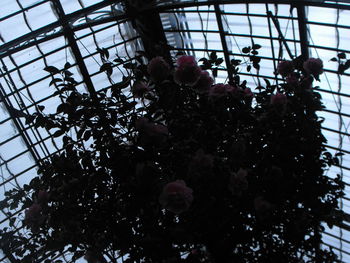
(24, 203, 44, 231)
(209, 83, 226, 97)
(37, 190, 49, 204)
(226, 84, 241, 95)
(147, 56, 170, 82)
(270, 93, 287, 105)
(131, 81, 150, 98)
(174, 55, 202, 86)
(229, 169, 248, 196)
(177, 55, 197, 67)
(136, 117, 169, 145)
(193, 70, 214, 93)
(243, 88, 253, 98)
(277, 60, 294, 77)
(209, 83, 238, 97)
(25, 203, 41, 220)
(159, 180, 193, 214)
(303, 58, 324, 76)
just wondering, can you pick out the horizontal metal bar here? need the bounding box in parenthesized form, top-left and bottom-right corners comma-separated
(0, 0, 126, 58)
(2, 36, 139, 100)
(0, 44, 68, 79)
(325, 144, 350, 155)
(314, 87, 350, 100)
(322, 242, 350, 256)
(0, 0, 50, 22)
(324, 230, 350, 245)
(150, 1, 350, 13)
(163, 8, 350, 32)
(322, 126, 350, 137)
(0, 133, 21, 147)
(0, 162, 36, 188)
(0, 20, 123, 78)
(164, 28, 301, 43)
(2, 0, 350, 59)
(322, 108, 350, 119)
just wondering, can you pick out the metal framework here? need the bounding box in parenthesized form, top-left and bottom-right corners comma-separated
(1, 0, 350, 262)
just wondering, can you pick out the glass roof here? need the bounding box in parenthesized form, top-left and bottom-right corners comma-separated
(1, 0, 350, 262)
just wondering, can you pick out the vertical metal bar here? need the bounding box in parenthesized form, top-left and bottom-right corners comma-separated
(214, 4, 234, 82)
(51, 0, 97, 97)
(296, 4, 310, 59)
(124, 1, 172, 64)
(265, 4, 279, 84)
(267, 11, 294, 59)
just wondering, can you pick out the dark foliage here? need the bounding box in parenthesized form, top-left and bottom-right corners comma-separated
(0, 52, 344, 263)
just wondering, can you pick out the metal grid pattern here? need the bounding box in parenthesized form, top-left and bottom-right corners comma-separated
(159, 2, 350, 261)
(0, 1, 140, 262)
(0, 0, 350, 262)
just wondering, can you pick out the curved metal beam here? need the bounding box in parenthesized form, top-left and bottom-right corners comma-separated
(1, 0, 348, 59)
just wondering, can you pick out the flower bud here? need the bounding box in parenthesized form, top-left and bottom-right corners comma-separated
(193, 70, 213, 93)
(147, 56, 170, 82)
(132, 81, 150, 98)
(159, 180, 193, 214)
(303, 58, 324, 76)
(277, 60, 294, 77)
(174, 55, 202, 86)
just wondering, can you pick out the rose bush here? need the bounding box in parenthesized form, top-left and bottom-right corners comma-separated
(0, 53, 344, 263)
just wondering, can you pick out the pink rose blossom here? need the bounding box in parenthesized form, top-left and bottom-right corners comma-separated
(177, 55, 197, 67)
(174, 55, 202, 86)
(209, 83, 226, 97)
(303, 58, 324, 76)
(159, 180, 193, 214)
(277, 60, 294, 77)
(131, 81, 150, 98)
(209, 83, 238, 97)
(229, 169, 248, 196)
(226, 84, 241, 95)
(24, 203, 44, 231)
(193, 70, 214, 93)
(147, 56, 170, 82)
(135, 117, 169, 145)
(25, 203, 41, 220)
(243, 88, 253, 98)
(270, 93, 287, 105)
